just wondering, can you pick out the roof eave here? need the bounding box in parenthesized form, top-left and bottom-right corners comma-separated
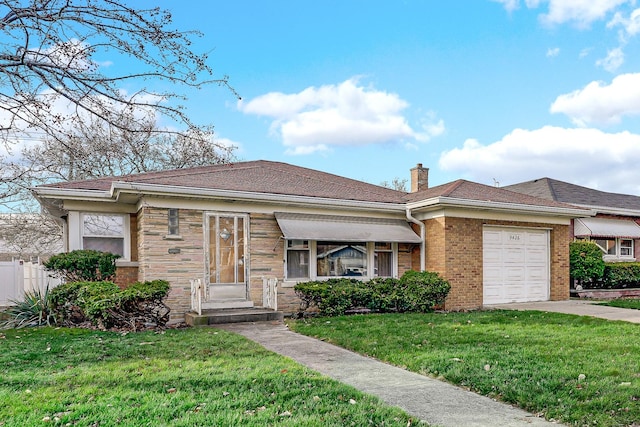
(407, 196, 593, 218)
(570, 203, 640, 217)
(112, 182, 408, 212)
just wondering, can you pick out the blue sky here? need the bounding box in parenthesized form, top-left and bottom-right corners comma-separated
(105, 1, 640, 193)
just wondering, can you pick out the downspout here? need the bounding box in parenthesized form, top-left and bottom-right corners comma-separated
(406, 207, 426, 271)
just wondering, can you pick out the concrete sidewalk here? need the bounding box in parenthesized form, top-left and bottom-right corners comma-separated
(217, 321, 560, 427)
(487, 299, 640, 323)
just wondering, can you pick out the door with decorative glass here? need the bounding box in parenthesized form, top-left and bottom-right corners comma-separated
(205, 213, 249, 301)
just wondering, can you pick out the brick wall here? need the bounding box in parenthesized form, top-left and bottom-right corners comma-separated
(114, 266, 138, 288)
(441, 217, 484, 310)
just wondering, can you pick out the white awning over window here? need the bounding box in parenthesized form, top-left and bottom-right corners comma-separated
(275, 212, 422, 243)
(574, 217, 640, 238)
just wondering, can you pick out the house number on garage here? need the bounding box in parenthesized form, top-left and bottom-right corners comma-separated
(509, 234, 521, 241)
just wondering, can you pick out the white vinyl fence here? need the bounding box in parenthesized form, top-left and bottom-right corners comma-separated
(0, 261, 62, 306)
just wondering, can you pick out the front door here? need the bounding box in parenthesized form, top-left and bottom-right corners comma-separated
(205, 213, 249, 301)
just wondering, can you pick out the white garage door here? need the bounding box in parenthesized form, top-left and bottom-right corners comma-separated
(483, 227, 550, 305)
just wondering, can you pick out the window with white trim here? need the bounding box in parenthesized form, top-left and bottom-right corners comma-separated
(284, 240, 396, 280)
(286, 240, 309, 279)
(81, 213, 126, 257)
(374, 242, 393, 277)
(592, 237, 634, 259)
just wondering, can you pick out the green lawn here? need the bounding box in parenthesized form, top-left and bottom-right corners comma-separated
(289, 310, 640, 427)
(598, 298, 640, 310)
(0, 327, 414, 426)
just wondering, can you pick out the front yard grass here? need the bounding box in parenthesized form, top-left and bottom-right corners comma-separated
(0, 327, 414, 426)
(289, 310, 640, 427)
(598, 298, 640, 310)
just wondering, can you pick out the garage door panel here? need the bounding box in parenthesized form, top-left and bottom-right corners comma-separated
(504, 266, 525, 281)
(526, 231, 548, 246)
(504, 248, 525, 264)
(483, 227, 550, 305)
(525, 248, 547, 264)
(484, 230, 503, 245)
(483, 247, 502, 264)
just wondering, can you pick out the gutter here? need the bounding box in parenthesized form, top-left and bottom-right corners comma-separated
(111, 181, 408, 213)
(406, 207, 426, 271)
(406, 196, 590, 218)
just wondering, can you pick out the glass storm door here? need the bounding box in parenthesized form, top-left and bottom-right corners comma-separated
(206, 213, 248, 300)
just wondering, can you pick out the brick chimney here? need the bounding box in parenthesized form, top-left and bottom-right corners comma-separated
(410, 163, 429, 192)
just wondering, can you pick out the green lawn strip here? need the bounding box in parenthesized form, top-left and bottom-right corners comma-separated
(289, 311, 640, 427)
(598, 298, 640, 310)
(0, 327, 415, 427)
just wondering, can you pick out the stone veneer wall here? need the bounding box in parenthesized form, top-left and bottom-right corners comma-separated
(137, 207, 204, 322)
(247, 213, 288, 308)
(423, 217, 570, 310)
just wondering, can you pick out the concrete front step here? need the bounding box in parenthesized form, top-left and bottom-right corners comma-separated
(185, 308, 284, 326)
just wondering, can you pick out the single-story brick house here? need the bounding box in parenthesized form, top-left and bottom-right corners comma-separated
(33, 161, 587, 322)
(506, 178, 640, 262)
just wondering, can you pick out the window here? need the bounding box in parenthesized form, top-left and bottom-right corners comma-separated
(374, 242, 393, 277)
(317, 241, 367, 277)
(168, 209, 179, 235)
(286, 240, 309, 278)
(82, 214, 125, 257)
(284, 240, 397, 280)
(593, 237, 634, 258)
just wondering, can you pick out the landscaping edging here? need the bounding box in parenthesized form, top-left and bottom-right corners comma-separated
(571, 288, 640, 299)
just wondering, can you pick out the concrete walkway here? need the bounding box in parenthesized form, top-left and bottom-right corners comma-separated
(487, 299, 640, 323)
(217, 321, 560, 427)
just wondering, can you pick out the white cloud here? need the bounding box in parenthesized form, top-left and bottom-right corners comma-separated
(493, 0, 520, 13)
(550, 73, 640, 125)
(608, 8, 640, 38)
(496, 0, 630, 27)
(596, 46, 625, 71)
(439, 126, 640, 194)
(541, 0, 630, 26)
(239, 78, 443, 155)
(546, 47, 561, 57)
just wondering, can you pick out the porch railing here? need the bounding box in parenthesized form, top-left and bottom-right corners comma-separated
(262, 276, 278, 311)
(190, 278, 206, 315)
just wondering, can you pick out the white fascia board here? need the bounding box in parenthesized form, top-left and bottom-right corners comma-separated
(407, 196, 591, 218)
(112, 181, 407, 213)
(33, 187, 114, 202)
(570, 203, 640, 217)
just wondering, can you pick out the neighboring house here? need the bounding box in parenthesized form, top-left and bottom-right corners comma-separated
(506, 178, 640, 263)
(32, 161, 587, 322)
(0, 213, 64, 262)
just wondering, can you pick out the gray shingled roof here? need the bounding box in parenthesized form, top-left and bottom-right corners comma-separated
(40, 160, 407, 204)
(37, 161, 585, 212)
(505, 178, 640, 211)
(403, 179, 579, 209)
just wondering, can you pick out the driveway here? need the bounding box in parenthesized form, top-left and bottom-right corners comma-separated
(486, 299, 640, 323)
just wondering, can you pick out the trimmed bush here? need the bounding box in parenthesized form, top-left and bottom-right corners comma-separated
(44, 249, 120, 282)
(600, 262, 640, 289)
(49, 279, 171, 330)
(570, 241, 605, 289)
(294, 271, 451, 316)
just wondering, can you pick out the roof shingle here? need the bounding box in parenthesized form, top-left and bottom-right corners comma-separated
(505, 178, 640, 211)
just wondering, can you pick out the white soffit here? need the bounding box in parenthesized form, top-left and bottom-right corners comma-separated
(574, 217, 640, 238)
(275, 212, 422, 243)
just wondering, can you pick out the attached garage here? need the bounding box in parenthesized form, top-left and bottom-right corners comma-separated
(483, 226, 550, 304)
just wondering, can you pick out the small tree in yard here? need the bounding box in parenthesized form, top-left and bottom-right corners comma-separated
(570, 241, 605, 289)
